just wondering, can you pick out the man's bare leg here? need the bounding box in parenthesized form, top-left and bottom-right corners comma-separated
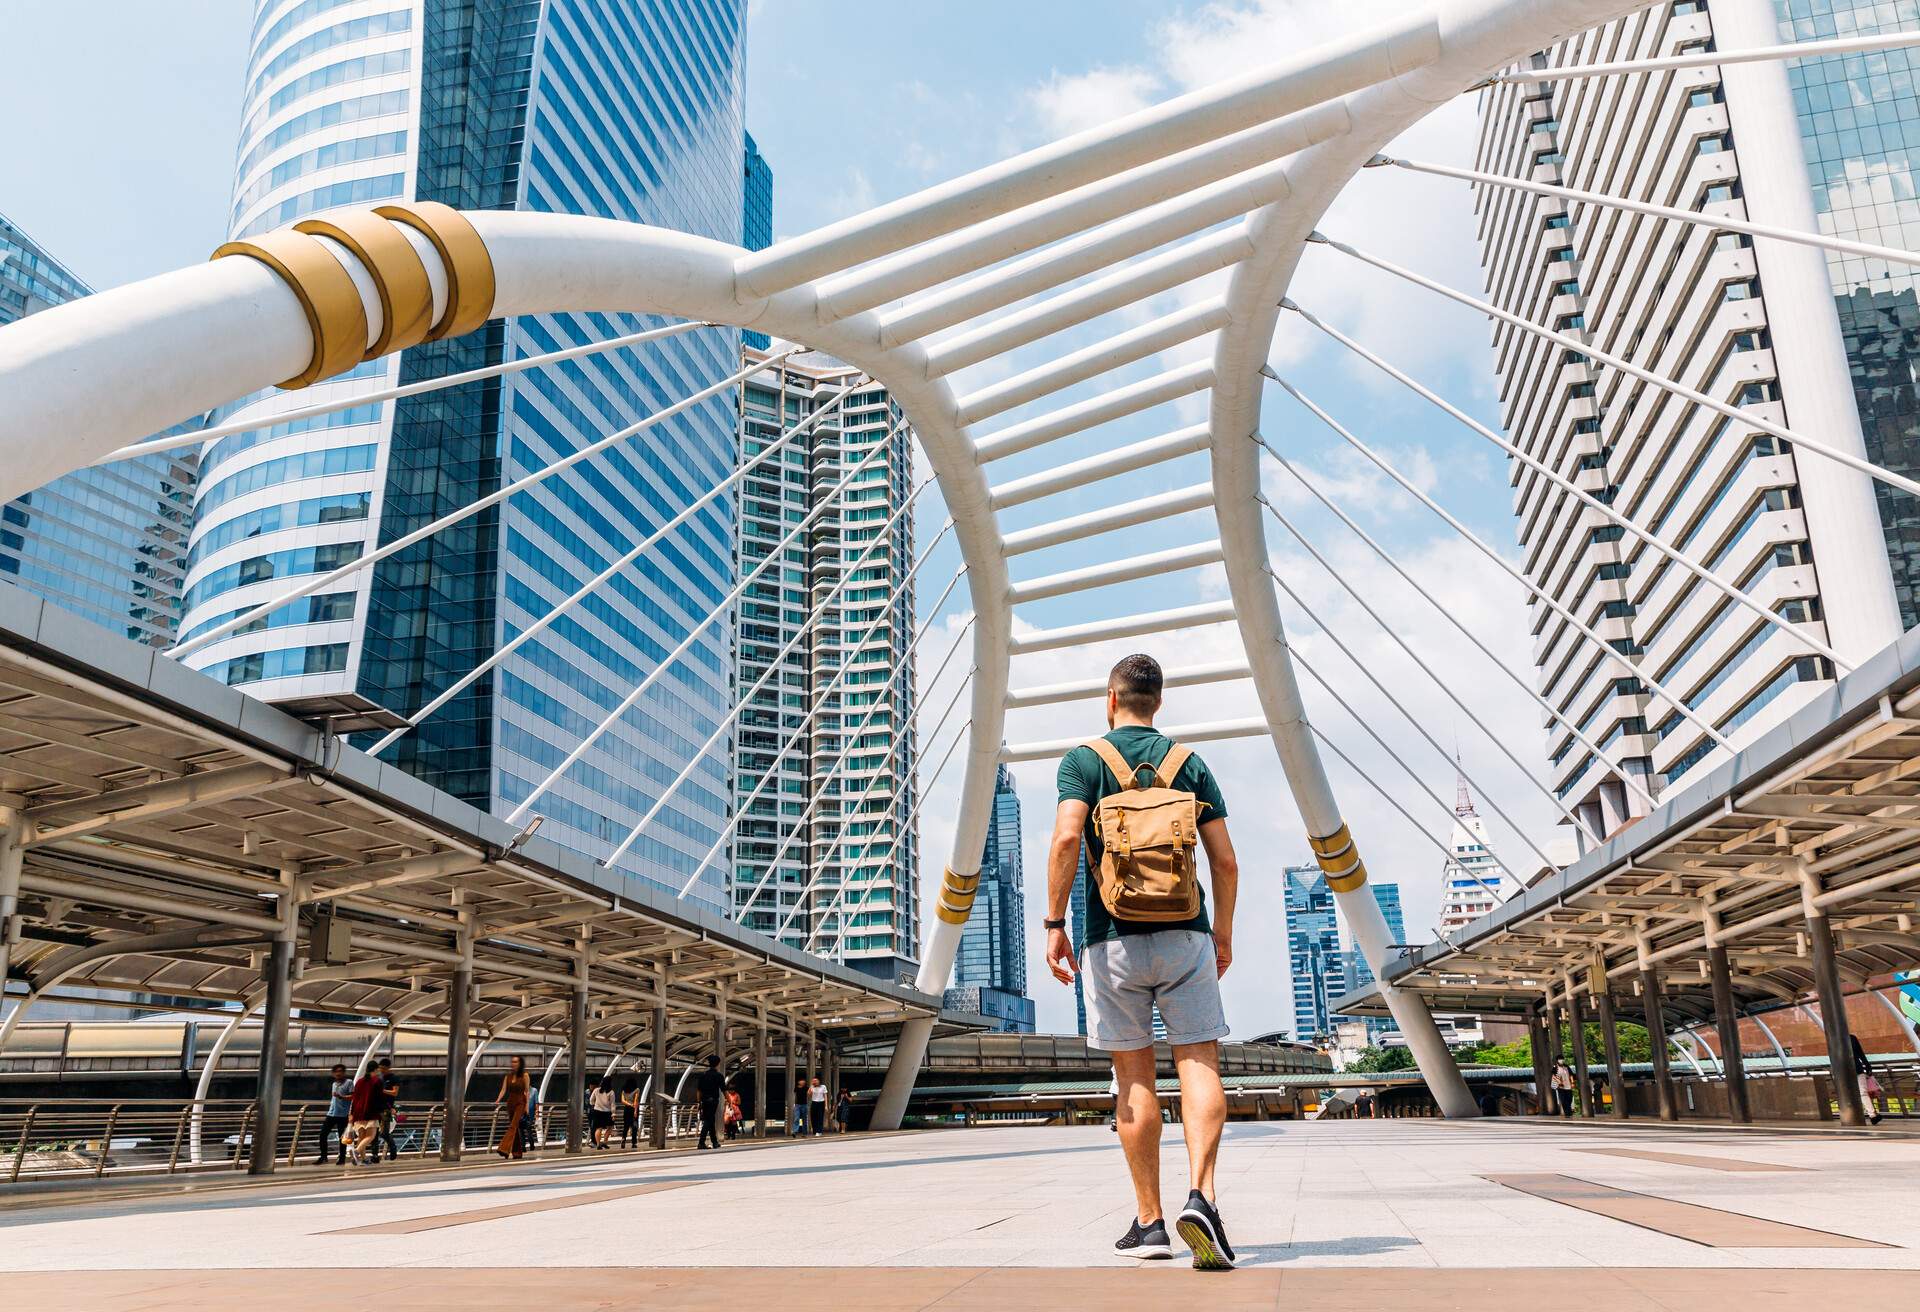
(1173, 1041, 1226, 1200)
(1110, 1045, 1163, 1221)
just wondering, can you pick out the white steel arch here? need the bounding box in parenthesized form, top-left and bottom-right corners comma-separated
(8, 0, 1903, 1125)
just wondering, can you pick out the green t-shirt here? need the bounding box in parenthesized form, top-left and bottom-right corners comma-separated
(1057, 725, 1227, 948)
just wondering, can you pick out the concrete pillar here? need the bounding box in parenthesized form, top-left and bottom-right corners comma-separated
(1708, 942, 1752, 1123)
(1714, 0, 1903, 661)
(1593, 982, 1629, 1121)
(806, 1027, 820, 1132)
(1806, 909, 1867, 1126)
(0, 804, 24, 1003)
(246, 937, 293, 1175)
(1568, 990, 1593, 1118)
(439, 959, 473, 1161)
(567, 985, 588, 1153)
(1640, 966, 1678, 1122)
(826, 1044, 839, 1132)
(788, 1024, 802, 1134)
(753, 1020, 769, 1138)
(712, 1005, 727, 1075)
(648, 1004, 668, 1150)
(1527, 1006, 1553, 1115)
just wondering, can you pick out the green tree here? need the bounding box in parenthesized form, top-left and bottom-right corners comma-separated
(1346, 1046, 1416, 1073)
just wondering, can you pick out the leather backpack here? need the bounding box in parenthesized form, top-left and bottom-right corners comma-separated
(1084, 737, 1203, 922)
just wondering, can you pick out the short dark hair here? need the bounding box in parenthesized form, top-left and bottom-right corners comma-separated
(706, 1054, 720, 1068)
(1109, 653, 1163, 716)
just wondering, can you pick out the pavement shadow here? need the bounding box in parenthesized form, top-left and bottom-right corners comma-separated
(1233, 1235, 1422, 1265)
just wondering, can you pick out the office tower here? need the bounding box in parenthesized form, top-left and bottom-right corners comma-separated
(742, 132, 774, 351)
(1439, 772, 1519, 929)
(1472, 0, 1907, 847)
(949, 764, 1034, 1032)
(1341, 881, 1404, 1040)
(731, 346, 918, 980)
(1285, 864, 1344, 1041)
(192, 1, 748, 912)
(0, 213, 197, 646)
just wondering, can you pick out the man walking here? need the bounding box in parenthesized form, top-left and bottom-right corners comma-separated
(809, 1076, 829, 1136)
(1046, 654, 1239, 1270)
(695, 1054, 725, 1151)
(315, 1063, 352, 1165)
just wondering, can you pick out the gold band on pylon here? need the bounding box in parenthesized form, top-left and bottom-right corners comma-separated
(1309, 823, 1368, 892)
(212, 230, 369, 389)
(295, 211, 434, 357)
(936, 868, 980, 925)
(374, 201, 496, 340)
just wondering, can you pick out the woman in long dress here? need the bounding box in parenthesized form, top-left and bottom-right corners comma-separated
(496, 1055, 531, 1159)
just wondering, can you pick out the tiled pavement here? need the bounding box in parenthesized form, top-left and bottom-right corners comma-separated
(4, 1118, 1919, 1306)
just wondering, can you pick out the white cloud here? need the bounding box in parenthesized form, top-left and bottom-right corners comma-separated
(1028, 65, 1164, 137)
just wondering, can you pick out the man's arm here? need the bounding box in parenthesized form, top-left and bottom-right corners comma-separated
(1045, 799, 1089, 985)
(1198, 816, 1238, 978)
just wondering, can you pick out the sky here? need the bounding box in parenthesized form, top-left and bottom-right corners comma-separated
(1, 0, 1560, 1039)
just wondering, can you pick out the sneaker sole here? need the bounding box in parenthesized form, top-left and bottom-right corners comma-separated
(1176, 1214, 1235, 1271)
(1115, 1241, 1171, 1260)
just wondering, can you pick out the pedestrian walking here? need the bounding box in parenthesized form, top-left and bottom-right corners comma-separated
(696, 1055, 726, 1150)
(619, 1076, 641, 1149)
(835, 1087, 852, 1133)
(1046, 654, 1240, 1270)
(724, 1087, 742, 1140)
(809, 1076, 828, 1135)
(1551, 1059, 1575, 1116)
(591, 1079, 615, 1147)
(495, 1055, 530, 1159)
(315, 1063, 352, 1165)
(1850, 1032, 1884, 1125)
(374, 1058, 400, 1163)
(345, 1060, 384, 1164)
(791, 1084, 808, 1137)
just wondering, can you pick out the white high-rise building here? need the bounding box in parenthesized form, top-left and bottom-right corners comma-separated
(1472, 0, 1907, 848)
(1439, 772, 1520, 930)
(732, 346, 919, 982)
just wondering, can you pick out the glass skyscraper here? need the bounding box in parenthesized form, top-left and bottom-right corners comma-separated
(1342, 881, 1404, 1040)
(1285, 865, 1343, 1042)
(192, 0, 747, 914)
(0, 213, 198, 647)
(1781, 0, 1920, 626)
(742, 131, 773, 351)
(949, 764, 1034, 1032)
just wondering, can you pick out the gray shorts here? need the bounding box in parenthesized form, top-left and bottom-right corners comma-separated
(1082, 929, 1228, 1051)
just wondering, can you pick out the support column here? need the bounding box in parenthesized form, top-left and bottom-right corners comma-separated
(806, 1027, 820, 1133)
(1546, 1000, 1566, 1112)
(826, 1044, 839, 1132)
(1568, 989, 1593, 1118)
(567, 982, 588, 1153)
(1526, 1005, 1553, 1116)
(1708, 938, 1752, 1123)
(1806, 905, 1866, 1126)
(788, 1023, 802, 1135)
(440, 950, 473, 1161)
(0, 802, 24, 1007)
(648, 1004, 668, 1150)
(1640, 964, 1678, 1122)
(248, 866, 300, 1176)
(246, 937, 294, 1175)
(1594, 987, 1629, 1120)
(753, 1018, 769, 1138)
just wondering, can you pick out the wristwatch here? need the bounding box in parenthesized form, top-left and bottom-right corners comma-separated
(1043, 918, 1067, 930)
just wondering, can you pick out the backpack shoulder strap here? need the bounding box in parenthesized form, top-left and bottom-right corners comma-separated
(1084, 737, 1145, 790)
(1153, 743, 1193, 790)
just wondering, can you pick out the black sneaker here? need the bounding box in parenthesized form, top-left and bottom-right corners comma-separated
(1113, 1217, 1171, 1260)
(1176, 1191, 1236, 1271)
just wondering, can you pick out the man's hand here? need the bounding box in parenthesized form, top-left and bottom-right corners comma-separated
(1046, 926, 1078, 985)
(1214, 932, 1233, 979)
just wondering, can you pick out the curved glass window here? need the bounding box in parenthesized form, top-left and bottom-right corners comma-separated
(202, 404, 384, 478)
(237, 173, 405, 238)
(199, 642, 349, 687)
(185, 541, 364, 614)
(188, 492, 370, 571)
(233, 132, 408, 221)
(198, 444, 377, 517)
(238, 90, 408, 182)
(253, 11, 411, 91)
(178, 591, 357, 645)
(261, 48, 411, 122)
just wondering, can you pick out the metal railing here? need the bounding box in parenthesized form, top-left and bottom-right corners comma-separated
(0, 1097, 709, 1184)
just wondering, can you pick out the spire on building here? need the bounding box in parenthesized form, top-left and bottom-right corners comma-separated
(1454, 751, 1476, 818)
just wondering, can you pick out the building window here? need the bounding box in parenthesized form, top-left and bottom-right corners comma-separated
(1700, 182, 1737, 205)
(1714, 231, 1751, 253)
(1723, 280, 1757, 301)
(1544, 213, 1572, 231)
(1688, 85, 1722, 108)
(1739, 381, 1780, 405)
(1696, 133, 1731, 156)
(1569, 381, 1596, 399)
(1548, 247, 1576, 264)
(1554, 279, 1581, 297)
(1673, 0, 1706, 13)
(1534, 149, 1565, 167)
(1530, 117, 1561, 135)
(1556, 313, 1586, 331)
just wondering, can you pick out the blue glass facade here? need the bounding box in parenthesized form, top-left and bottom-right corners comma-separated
(742, 131, 773, 350)
(1285, 865, 1342, 1041)
(0, 213, 197, 646)
(1780, 0, 1920, 628)
(205, 0, 746, 917)
(1343, 882, 1403, 1040)
(954, 765, 1030, 1028)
